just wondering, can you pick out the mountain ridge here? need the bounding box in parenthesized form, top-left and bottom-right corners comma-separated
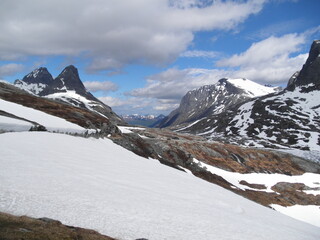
(170, 40, 320, 160)
(14, 65, 124, 125)
(158, 78, 279, 128)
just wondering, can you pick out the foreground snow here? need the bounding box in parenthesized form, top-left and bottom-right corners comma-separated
(0, 99, 87, 133)
(0, 132, 319, 240)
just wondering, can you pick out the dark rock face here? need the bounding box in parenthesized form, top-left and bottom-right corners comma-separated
(19, 67, 53, 85)
(287, 40, 320, 91)
(158, 78, 255, 128)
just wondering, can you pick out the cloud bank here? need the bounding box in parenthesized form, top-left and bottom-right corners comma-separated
(126, 32, 312, 113)
(0, 0, 266, 73)
(83, 81, 118, 93)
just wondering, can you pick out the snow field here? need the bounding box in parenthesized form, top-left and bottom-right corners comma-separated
(227, 78, 277, 97)
(0, 132, 319, 240)
(0, 116, 33, 132)
(0, 99, 87, 133)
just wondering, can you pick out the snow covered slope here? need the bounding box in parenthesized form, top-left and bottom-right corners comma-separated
(0, 99, 87, 133)
(0, 131, 319, 240)
(158, 78, 278, 128)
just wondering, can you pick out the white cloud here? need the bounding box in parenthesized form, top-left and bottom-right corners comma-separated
(180, 50, 219, 58)
(0, 63, 24, 78)
(98, 96, 127, 108)
(216, 33, 310, 83)
(128, 67, 230, 100)
(83, 81, 118, 93)
(217, 34, 305, 67)
(0, 0, 266, 72)
(126, 32, 316, 114)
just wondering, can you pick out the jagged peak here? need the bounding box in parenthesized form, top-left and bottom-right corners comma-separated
(19, 67, 53, 85)
(286, 39, 320, 91)
(60, 65, 78, 75)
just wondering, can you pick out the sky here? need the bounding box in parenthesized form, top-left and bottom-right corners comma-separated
(0, 0, 319, 116)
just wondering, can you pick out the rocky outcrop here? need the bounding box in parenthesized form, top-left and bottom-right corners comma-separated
(287, 40, 320, 91)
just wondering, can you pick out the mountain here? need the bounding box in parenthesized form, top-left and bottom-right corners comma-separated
(157, 78, 279, 128)
(14, 65, 124, 125)
(121, 114, 165, 127)
(173, 40, 320, 160)
(0, 81, 120, 135)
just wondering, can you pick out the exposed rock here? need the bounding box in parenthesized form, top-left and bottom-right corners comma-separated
(287, 40, 320, 91)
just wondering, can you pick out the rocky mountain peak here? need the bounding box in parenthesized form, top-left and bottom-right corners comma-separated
(286, 40, 320, 91)
(18, 67, 53, 85)
(53, 65, 87, 95)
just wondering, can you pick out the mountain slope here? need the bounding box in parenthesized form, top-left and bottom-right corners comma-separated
(158, 78, 278, 128)
(0, 81, 119, 135)
(172, 40, 320, 159)
(0, 131, 319, 240)
(14, 65, 124, 125)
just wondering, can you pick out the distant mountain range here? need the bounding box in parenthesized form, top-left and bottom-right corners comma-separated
(159, 40, 320, 160)
(121, 114, 165, 127)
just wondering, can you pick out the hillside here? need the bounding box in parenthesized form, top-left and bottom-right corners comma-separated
(0, 131, 319, 240)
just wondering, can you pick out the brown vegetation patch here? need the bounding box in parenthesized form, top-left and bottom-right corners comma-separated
(0, 212, 115, 240)
(239, 180, 267, 190)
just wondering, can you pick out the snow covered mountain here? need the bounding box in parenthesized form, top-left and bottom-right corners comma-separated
(173, 40, 320, 160)
(1, 131, 319, 240)
(121, 114, 165, 127)
(157, 78, 279, 128)
(14, 65, 123, 124)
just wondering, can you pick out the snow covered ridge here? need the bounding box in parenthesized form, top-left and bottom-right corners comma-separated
(0, 132, 319, 240)
(157, 77, 279, 128)
(173, 84, 320, 162)
(226, 78, 279, 97)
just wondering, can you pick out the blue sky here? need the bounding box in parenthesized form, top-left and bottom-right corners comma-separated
(0, 0, 319, 115)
